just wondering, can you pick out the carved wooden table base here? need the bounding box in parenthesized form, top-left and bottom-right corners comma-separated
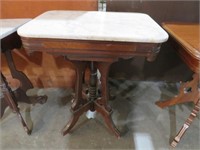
(1, 50, 48, 119)
(155, 73, 200, 147)
(1, 73, 31, 134)
(156, 73, 199, 108)
(62, 61, 120, 138)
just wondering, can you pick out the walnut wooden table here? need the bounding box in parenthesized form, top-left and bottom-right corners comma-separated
(155, 23, 200, 147)
(18, 10, 168, 137)
(0, 19, 47, 134)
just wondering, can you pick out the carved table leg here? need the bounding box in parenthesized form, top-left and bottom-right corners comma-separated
(156, 73, 199, 108)
(62, 61, 120, 138)
(62, 61, 87, 135)
(155, 73, 200, 147)
(171, 99, 200, 147)
(0, 73, 31, 134)
(4, 50, 47, 105)
(96, 62, 121, 138)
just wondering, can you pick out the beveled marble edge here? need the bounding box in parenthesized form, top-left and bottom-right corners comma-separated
(0, 19, 31, 39)
(18, 11, 169, 43)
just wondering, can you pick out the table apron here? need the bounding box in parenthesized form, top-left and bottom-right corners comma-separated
(21, 37, 160, 62)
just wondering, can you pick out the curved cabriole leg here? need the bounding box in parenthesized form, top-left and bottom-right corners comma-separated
(95, 102, 121, 138)
(62, 102, 91, 135)
(1, 73, 31, 134)
(171, 99, 200, 147)
(97, 62, 121, 138)
(62, 112, 80, 136)
(62, 61, 87, 135)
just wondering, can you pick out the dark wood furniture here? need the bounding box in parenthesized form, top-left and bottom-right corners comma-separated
(18, 11, 168, 137)
(155, 23, 200, 147)
(0, 20, 47, 134)
(22, 39, 161, 137)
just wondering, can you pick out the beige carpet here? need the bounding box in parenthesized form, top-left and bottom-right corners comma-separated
(0, 80, 199, 150)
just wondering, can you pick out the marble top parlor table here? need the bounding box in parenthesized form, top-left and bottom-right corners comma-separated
(0, 19, 47, 134)
(18, 10, 168, 137)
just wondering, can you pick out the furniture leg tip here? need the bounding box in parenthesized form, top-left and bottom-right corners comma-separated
(113, 130, 121, 139)
(24, 127, 31, 135)
(62, 131, 67, 136)
(38, 95, 48, 104)
(61, 127, 69, 136)
(171, 140, 178, 148)
(27, 130, 32, 135)
(155, 101, 164, 109)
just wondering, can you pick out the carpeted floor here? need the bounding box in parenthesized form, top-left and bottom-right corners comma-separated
(0, 80, 199, 150)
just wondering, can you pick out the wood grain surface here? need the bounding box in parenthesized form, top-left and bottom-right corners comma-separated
(163, 23, 200, 73)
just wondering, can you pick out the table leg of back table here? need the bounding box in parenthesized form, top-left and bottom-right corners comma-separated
(5, 50, 33, 91)
(1, 73, 31, 134)
(171, 99, 200, 147)
(4, 50, 47, 104)
(96, 62, 121, 138)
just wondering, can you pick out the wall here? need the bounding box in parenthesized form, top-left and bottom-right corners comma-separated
(0, 0, 97, 18)
(107, 0, 199, 81)
(1, 0, 199, 88)
(1, 0, 98, 88)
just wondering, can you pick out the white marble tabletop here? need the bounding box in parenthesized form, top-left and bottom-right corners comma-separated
(0, 19, 31, 40)
(18, 11, 168, 43)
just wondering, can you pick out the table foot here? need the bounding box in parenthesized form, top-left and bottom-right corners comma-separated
(95, 102, 121, 138)
(29, 95, 48, 105)
(62, 101, 91, 135)
(171, 99, 200, 147)
(17, 111, 31, 135)
(62, 113, 80, 136)
(156, 73, 199, 108)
